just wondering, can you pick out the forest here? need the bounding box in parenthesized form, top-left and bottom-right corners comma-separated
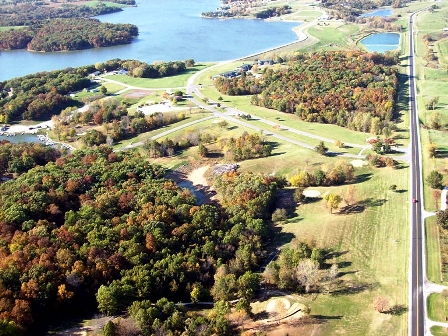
(0, 68, 91, 122)
(0, 2, 124, 27)
(25, 18, 138, 52)
(0, 59, 193, 123)
(214, 51, 399, 134)
(0, 147, 285, 334)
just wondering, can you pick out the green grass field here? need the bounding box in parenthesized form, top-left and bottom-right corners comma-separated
(431, 325, 448, 336)
(84, 1, 126, 8)
(278, 166, 409, 335)
(428, 292, 448, 322)
(103, 64, 211, 88)
(307, 23, 360, 50)
(426, 217, 446, 284)
(0, 26, 25, 31)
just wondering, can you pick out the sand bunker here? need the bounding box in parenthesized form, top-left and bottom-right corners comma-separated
(350, 159, 367, 168)
(187, 166, 210, 187)
(303, 189, 321, 198)
(266, 298, 291, 313)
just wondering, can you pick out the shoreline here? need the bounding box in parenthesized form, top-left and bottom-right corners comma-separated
(2, 120, 54, 135)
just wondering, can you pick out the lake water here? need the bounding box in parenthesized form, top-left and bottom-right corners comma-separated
(360, 32, 400, 53)
(0, 0, 300, 81)
(360, 9, 392, 17)
(0, 133, 41, 144)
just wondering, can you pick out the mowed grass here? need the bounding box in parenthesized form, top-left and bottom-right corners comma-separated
(0, 26, 25, 31)
(428, 292, 448, 322)
(103, 64, 212, 88)
(112, 112, 213, 149)
(84, 1, 126, 7)
(426, 217, 446, 285)
(436, 39, 448, 65)
(279, 166, 409, 335)
(431, 325, 448, 336)
(307, 23, 360, 50)
(101, 82, 126, 95)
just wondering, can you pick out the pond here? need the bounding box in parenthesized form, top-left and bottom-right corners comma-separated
(360, 32, 400, 53)
(360, 9, 393, 17)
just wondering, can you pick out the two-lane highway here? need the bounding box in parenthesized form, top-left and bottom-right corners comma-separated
(408, 8, 427, 336)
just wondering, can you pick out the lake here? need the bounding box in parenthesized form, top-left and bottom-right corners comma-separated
(360, 32, 400, 53)
(0, 0, 300, 81)
(360, 8, 393, 17)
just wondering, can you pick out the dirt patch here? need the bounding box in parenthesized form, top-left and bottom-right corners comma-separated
(124, 90, 152, 98)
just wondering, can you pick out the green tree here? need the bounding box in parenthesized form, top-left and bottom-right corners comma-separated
(237, 271, 260, 300)
(436, 209, 448, 230)
(100, 86, 108, 95)
(323, 193, 342, 214)
(314, 141, 328, 155)
(426, 170, 444, 189)
(103, 320, 117, 336)
(427, 143, 438, 158)
(96, 281, 134, 315)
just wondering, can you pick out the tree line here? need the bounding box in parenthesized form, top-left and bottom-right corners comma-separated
(0, 2, 124, 27)
(16, 18, 138, 52)
(214, 51, 398, 134)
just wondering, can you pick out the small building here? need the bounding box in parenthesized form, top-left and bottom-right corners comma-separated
(236, 63, 252, 72)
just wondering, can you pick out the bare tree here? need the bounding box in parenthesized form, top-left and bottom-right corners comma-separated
(296, 259, 320, 293)
(373, 296, 390, 313)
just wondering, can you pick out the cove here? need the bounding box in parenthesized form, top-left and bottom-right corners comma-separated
(0, 0, 300, 81)
(360, 32, 400, 53)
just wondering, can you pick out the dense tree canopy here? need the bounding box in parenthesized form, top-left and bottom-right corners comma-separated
(0, 68, 91, 122)
(0, 147, 281, 333)
(26, 18, 138, 52)
(214, 51, 398, 134)
(0, 2, 125, 27)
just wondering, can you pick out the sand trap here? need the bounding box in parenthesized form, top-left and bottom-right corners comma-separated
(350, 159, 367, 168)
(266, 298, 291, 313)
(139, 103, 187, 115)
(188, 166, 210, 186)
(303, 189, 321, 198)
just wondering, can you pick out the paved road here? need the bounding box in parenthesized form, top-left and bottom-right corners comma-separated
(408, 8, 426, 336)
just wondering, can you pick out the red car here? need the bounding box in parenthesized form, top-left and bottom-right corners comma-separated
(412, 199, 418, 203)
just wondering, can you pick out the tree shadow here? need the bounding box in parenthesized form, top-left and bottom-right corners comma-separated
(435, 149, 448, 159)
(331, 281, 378, 296)
(355, 173, 373, 183)
(387, 304, 408, 316)
(338, 204, 365, 214)
(337, 261, 352, 268)
(310, 315, 343, 321)
(337, 270, 359, 277)
(252, 311, 269, 321)
(325, 250, 349, 259)
(358, 198, 387, 207)
(395, 189, 408, 194)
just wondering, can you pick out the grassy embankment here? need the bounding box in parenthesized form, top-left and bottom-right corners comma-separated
(412, 5, 448, 288)
(428, 292, 448, 322)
